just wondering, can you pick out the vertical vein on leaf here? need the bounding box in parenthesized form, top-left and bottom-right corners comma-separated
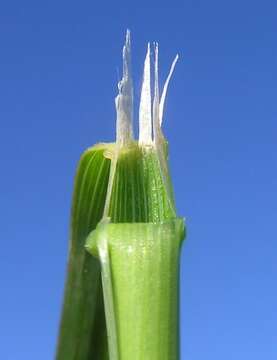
(74, 152, 97, 225)
(86, 158, 107, 229)
(129, 153, 136, 222)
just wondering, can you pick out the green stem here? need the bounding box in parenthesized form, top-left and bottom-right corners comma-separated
(85, 140, 185, 360)
(86, 219, 184, 360)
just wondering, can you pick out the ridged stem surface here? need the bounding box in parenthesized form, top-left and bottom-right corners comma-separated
(86, 220, 184, 360)
(86, 142, 185, 360)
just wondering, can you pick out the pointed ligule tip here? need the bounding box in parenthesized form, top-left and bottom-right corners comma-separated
(123, 30, 131, 61)
(153, 42, 159, 79)
(154, 42, 159, 95)
(122, 30, 132, 80)
(145, 42, 151, 67)
(154, 41, 159, 55)
(126, 29, 131, 47)
(115, 30, 134, 147)
(144, 42, 150, 67)
(159, 53, 179, 126)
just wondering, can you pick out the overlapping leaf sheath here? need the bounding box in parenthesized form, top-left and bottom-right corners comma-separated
(86, 143, 185, 360)
(56, 145, 113, 360)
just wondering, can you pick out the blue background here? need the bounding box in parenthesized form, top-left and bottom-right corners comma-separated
(0, 1, 276, 359)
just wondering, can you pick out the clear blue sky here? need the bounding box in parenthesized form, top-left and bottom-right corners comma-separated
(0, 0, 276, 359)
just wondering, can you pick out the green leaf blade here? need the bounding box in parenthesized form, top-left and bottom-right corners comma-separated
(56, 144, 113, 360)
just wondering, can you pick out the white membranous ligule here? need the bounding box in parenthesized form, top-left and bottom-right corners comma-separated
(139, 43, 152, 145)
(115, 30, 134, 146)
(105, 30, 179, 220)
(106, 31, 179, 218)
(159, 53, 179, 126)
(116, 30, 178, 148)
